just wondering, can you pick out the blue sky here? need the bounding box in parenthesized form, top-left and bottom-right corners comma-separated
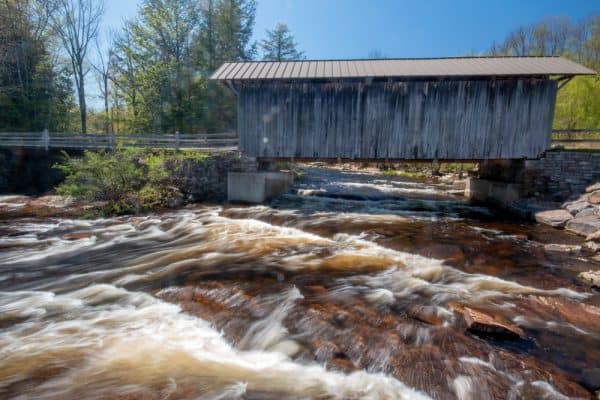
(103, 0, 598, 58)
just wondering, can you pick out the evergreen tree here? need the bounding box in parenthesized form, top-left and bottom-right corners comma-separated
(260, 23, 304, 61)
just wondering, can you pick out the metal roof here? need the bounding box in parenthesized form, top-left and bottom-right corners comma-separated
(210, 56, 595, 81)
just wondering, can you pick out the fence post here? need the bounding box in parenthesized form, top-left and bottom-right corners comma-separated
(175, 131, 180, 151)
(111, 132, 115, 149)
(43, 129, 49, 151)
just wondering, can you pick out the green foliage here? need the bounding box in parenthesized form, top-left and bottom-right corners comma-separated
(54, 148, 207, 215)
(0, 1, 77, 132)
(554, 76, 600, 129)
(260, 23, 305, 61)
(110, 0, 257, 134)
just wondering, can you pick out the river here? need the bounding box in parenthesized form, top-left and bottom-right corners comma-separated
(0, 166, 598, 399)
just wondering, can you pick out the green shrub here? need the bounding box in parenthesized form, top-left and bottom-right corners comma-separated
(53, 148, 191, 215)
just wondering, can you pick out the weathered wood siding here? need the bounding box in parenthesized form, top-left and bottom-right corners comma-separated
(237, 79, 557, 159)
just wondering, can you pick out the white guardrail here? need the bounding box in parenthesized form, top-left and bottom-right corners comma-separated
(0, 131, 238, 151)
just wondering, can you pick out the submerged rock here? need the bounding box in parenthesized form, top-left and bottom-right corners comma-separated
(544, 243, 582, 253)
(61, 232, 94, 241)
(462, 307, 526, 340)
(535, 209, 573, 228)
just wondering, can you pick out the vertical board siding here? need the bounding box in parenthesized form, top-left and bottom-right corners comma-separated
(238, 79, 556, 159)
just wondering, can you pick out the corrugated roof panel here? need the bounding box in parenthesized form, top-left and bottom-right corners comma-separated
(282, 62, 296, 78)
(290, 61, 303, 78)
(225, 62, 247, 79)
(211, 62, 232, 80)
(210, 57, 595, 81)
(248, 62, 266, 79)
(243, 62, 261, 78)
(307, 61, 317, 78)
(258, 62, 275, 79)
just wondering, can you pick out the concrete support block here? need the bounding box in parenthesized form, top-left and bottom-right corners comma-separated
(466, 178, 523, 206)
(228, 171, 294, 203)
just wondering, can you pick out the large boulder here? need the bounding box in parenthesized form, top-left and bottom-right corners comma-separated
(566, 216, 600, 237)
(535, 209, 573, 228)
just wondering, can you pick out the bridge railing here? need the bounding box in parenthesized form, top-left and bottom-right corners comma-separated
(551, 129, 600, 150)
(0, 131, 238, 151)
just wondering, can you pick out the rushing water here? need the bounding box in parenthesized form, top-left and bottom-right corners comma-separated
(0, 167, 599, 400)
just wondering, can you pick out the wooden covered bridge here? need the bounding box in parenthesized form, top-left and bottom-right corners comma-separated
(211, 56, 594, 161)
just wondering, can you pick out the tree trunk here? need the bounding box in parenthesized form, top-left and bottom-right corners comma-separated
(77, 64, 87, 134)
(104, 75, 110, 133)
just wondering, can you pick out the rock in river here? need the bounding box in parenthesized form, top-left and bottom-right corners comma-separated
(535, 209, 573, 228)
(589, 190, 600, 205)
(462, 307, 526, 340)
(586, 182, 600, 193)
(578, 270, 600, 288)
(566, 216, 600, 237)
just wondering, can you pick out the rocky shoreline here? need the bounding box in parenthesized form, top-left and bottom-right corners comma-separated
(535, 182, 600, 288)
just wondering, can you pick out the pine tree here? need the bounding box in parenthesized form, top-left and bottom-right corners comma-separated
(260, 23, 304, 61)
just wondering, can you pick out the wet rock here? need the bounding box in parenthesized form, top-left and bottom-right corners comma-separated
(417, 243, 465, 263)
(576, 207, 598, 218)
(543, 243, 581, 253)
(406, 305, 445, 326)
(61, 232, 94, 241)
(581, 368, 600, 392)
(565, 200, 592, 216)
(587, 183, 600, 193)
(462, 307, 526, 340)
(583, 241, 600, 254)
(535, 209, 573, 228)
(587, 230, 600, 242)
(530, 296, 600, 332)
(590, 191, 600, 204)
(578, 270, 600, 288)
(566, 216, 600, 237)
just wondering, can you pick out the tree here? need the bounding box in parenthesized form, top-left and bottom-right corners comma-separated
(92, 37, 113, 133)
(0, 0, 75, 132)
(260, 23, 304, 61)
(50, 0, 105, 133)
(216, 0, 257, 62)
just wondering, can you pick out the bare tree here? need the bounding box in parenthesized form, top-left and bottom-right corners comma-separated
(50, 0, 105, 133)
(93, 37, 112, 133)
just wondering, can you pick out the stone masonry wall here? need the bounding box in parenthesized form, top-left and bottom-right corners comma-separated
(165, 152, 259, 202)
(523, 151, 600, 200)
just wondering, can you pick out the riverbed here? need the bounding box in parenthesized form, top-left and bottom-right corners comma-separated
(0, 167, 598, 399)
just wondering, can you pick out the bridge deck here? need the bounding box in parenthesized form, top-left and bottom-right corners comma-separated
(0, 132, 238, 151)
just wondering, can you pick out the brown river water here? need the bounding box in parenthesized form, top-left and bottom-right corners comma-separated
(0, 167, 598, 400)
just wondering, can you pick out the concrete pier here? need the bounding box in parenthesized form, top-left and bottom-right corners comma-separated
(465, 178, 523, 206)
(227, 171, 294, 203)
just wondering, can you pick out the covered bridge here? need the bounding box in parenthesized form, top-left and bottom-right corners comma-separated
(211, 57, 594, 160)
